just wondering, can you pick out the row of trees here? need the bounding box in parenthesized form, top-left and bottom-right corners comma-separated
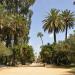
(0, 43, 34, 66)
(43, 9, 75, 43)
(0, 9, 28, 47)
(40, 32, 75, 65)
(0, 0, 36, 66)
(38, 8, 75, 65)
(0, 0, 36, 44)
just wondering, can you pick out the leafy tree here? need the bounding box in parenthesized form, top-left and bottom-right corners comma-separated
(20, 44, 34, 64)
(0, 13, 28, 47)
(0, 41, 12, 65)
(53, 41, 71, 65)
(0, 42, 12, 56)
(0, 1, 36, 66)
(66, 33, 75, 63)
(40, 44, 53, 64)
(0, 0, 36, 44)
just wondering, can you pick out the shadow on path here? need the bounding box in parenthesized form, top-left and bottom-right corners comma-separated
(67, 69, 75, 75)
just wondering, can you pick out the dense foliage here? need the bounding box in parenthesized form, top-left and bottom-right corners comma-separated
(40, 33, 75, 65)
(40, 8, 75, 66)
(0, 0, 35, 66)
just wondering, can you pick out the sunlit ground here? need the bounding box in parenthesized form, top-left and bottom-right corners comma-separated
(0, 63, 74, 75)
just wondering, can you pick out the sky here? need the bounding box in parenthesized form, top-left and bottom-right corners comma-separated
(29, 0, 75, 55)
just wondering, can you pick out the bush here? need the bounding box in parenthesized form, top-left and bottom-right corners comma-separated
(52, 51, 71, 65)
(40, 43, 71, 65)
(20, 44, 35, 64)
(40, 44, 54, 64)
(11, 44, 35, 65)
(0, 42, 12, 65)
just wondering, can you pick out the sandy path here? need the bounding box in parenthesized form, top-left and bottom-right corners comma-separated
(0, 64, 72, 75)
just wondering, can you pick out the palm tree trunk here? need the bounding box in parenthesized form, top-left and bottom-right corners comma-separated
(41, 37, 43, 45)
(54, 29, 56, 44)
(12, 49, 16, 66)
(65, 25, 68, 40)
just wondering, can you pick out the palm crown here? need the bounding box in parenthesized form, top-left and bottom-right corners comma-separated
(43, 9, 63, 43)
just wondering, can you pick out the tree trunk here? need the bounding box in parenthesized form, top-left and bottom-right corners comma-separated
(6, 34, 11, 47)
(54, 29, 56, 44)
(14, 0, 18, 13)
(41, 37, 43, 45)
(5, 56, 8, 65)
(65, 25, 68, 40)
(12, 49, 16, 66)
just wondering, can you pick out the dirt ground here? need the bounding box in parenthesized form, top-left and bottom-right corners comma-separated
(0, 63, 73, 75)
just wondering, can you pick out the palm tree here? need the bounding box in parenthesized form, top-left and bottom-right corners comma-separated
(61, 9, 74, 40)
(37, 32, 43, 45)
(43, 9, 63, 43)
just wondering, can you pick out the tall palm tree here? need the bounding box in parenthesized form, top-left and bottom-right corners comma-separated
(43, 9, 63, 43)
(37, 32, 43, 45)
(61, 9, 74, 40)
